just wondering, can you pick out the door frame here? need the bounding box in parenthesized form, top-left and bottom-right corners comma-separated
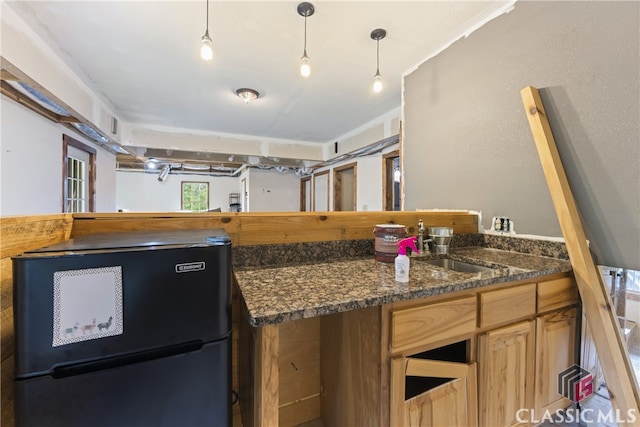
(333, 162, 357, 211)
(382, 150, 400, 211)
(300, 176, 311, 211)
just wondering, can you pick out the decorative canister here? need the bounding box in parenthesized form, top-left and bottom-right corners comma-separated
(373, 224, 406, 263)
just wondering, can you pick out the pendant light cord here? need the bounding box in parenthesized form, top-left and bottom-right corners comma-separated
(205, 0, 209, 33)
(303, 15, 308, 55)
(376, 39, 380, 75)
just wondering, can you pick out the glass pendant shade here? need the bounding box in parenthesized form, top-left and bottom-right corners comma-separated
(300, 53, 311, 77)
(201, 32, 213, 60)
(373, 73, 383, 93)
(200, 0, 212, 61)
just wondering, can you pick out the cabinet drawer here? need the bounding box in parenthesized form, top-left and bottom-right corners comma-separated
(537, 277, 579, 312)
(391, 296, 476, 354)
(480, 283, 536, 328)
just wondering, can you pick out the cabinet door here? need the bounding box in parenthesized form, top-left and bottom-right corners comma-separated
(581, 311, 604, 392)
(479, 320, 535, 427)
(535, 308, 577, 415)
(391, 358, 477, 427)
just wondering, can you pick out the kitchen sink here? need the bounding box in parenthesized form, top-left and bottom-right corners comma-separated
(418, 258, 497, 274)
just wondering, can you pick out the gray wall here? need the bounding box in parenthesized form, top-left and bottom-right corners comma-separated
(403, 1, 639, 269)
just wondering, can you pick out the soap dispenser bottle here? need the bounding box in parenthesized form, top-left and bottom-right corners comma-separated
(395, 236, 419, 283)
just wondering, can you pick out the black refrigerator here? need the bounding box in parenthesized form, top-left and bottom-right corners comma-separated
(12, 229, 232, 427)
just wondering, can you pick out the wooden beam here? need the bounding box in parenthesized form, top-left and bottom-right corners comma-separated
(254, 324, 279, 427)
(1, 80, 60, 123)
(0, 69, 19, 81)
(0, 81, 78, 124)
(520, 86, 640, 416)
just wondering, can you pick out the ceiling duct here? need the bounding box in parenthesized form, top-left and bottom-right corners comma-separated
(116, 134, 399, 178)
(1, 77, 132, 156)
(310, 134, 399, 170)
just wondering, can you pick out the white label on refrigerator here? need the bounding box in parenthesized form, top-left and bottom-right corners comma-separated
(52, 266, 123, 347)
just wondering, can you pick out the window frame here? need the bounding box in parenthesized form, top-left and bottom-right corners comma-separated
(181, 181, 210, 212)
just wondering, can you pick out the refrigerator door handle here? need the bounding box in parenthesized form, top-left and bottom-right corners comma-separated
(51, 340, 204, 379)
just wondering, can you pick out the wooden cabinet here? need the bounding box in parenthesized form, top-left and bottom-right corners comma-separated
(391, 357, 478, 427)
(391, 296, 476, 354)
(537, 277, 579, 313)
(480, 284, 536, 329)
(534, 308, 577, 415)
(479, 320, 536, 427)
(387, 275, 579, 427)
(388, 296, 478, 427)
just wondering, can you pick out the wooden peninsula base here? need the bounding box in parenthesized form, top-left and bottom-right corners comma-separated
(238, 273, 580, 427)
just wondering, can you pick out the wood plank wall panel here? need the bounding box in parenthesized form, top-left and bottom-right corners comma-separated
(278, 317, 320, 427)
(71, 211, 478, 245)
(1, 214, 73, 427)
(1, 214, 73, 259)
(320, 306, 384, 426)
(1, 210, 477, 426)
(71, 213, 242, 243)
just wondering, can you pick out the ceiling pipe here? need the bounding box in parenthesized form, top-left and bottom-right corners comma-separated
(118, 134, 400, 178)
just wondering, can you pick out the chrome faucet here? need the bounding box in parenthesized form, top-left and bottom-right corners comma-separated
(417, 219, 426, 253)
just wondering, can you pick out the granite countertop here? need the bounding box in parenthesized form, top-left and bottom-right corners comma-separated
(235, 245, 573, 327)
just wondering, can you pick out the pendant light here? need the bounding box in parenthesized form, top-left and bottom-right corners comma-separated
(370, 28, 386, 93)
(200, 0, 213, 61)
(297, 2, 315, 77)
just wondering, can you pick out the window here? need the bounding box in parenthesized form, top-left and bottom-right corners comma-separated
(62, 135, 96, 212)
(66, 156, 86, 212)
(181, 181, 209, 211)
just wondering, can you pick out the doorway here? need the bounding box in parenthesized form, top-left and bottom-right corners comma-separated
(300, 176, 311, 211)
(62, 134, 96, 213)
(313, 171, 329, 211)
(333, 163, 357, 211)
(383, 150, 400, 211)
(241, 178, 248, 212)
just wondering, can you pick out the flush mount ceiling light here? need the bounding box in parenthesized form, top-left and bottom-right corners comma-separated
(297, 2, 315, 77)
(235, 88, 260, 104)
(200, 0, 213, 60)
(370, 28, 386, 93)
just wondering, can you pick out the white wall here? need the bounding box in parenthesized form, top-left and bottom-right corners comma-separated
(1, 97, 116, 216)
(240, 168, 300, 212)
(356, 155, 384, 211)
(313, 144, 398, 211)
(2, 2, 121, 147)
(116, 172, 239, 212)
